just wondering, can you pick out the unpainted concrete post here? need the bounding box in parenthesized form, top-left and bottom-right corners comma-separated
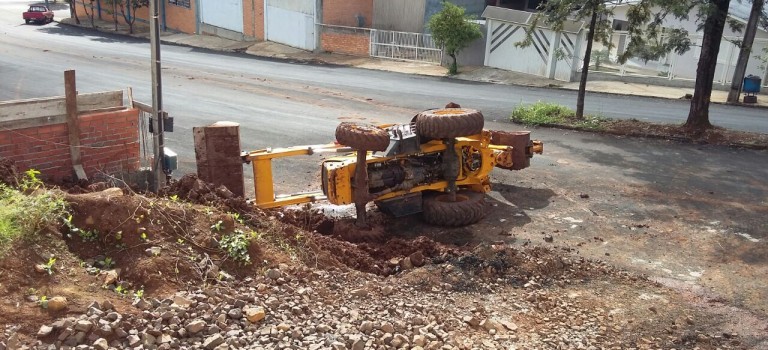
(193, 121, 244, 197)
(546, 30, 562, 80)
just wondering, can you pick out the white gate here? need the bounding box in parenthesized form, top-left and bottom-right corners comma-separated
(199, 0, 243, 33)
(265, 0, 316, 50)
(370, 29, 442, 64)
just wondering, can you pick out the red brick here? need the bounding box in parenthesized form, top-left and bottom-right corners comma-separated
(323, 0, 373, 27)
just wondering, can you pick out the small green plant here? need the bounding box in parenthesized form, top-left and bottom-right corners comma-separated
(20, 169, 43, 191)
(63, 214, 98, 242)
(250, 230, 264, 241)
(177, 238, 185, 244)
(140, 232, 148, 241)
(230, 212, 244, 224)
(100, 257, 115, 269)
(78, 229, 98, 242)
(210, 220, 224, 232)
(114, 284, 126, 295)
(218, 229, 251, 264)
(133, 288, 144, 299)
(169, 194, 179, 202)
(42, 256, 56, 275)
(38, 295, 48, 308)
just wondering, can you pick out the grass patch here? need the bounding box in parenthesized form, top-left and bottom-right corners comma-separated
(0, 172, 68, 256)
(510, 101, 608, 130)
(509, 102, 768, 149)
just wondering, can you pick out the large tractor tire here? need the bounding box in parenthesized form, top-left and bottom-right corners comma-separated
(422, 190, 486, 227)
(415, 108, 484, 139)
(335, 122, 390, 151)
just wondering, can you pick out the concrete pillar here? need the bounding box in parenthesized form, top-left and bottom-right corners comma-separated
(570, 29, 585, 82)
(193, 121, 245, 197)
(546, 30, 562, 80)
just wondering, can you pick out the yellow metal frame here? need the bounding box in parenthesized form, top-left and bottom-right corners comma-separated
(245, 129, 543, 209)
(243, 143, 353, 209)
(321, 131, 501, 205)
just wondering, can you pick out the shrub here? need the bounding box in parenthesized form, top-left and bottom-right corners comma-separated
(510, 101, 608, 130)
(0, 171, 68, 256)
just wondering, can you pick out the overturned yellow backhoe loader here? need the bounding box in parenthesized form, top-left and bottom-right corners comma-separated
(243, 105, 543, 227)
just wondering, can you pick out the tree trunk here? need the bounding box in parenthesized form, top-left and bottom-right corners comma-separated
(83, 1, 94, 28)
(726, 0, 763, 103)
(685, 0, 731, 132)
(577, 5, 599, 119)
(449, 53, 458, 75)
(69, 0, 80, 24)
(113, 1, 118, 31)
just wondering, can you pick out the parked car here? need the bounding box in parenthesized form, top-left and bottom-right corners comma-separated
(23, 5, 54, 25)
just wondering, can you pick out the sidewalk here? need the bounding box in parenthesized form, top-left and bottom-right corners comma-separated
(57, 17, 768, 108)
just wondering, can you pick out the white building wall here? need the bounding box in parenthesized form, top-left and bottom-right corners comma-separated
(610, 5, 768, 83)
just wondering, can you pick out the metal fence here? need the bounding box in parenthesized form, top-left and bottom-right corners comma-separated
(369, 29, 443, 64)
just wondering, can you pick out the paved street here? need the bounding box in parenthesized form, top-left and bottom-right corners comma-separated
(2, 0, 768, 165)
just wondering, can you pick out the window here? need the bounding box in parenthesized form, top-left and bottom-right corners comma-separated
(612, 19, 629, 31)
(169, 0, 190, 8)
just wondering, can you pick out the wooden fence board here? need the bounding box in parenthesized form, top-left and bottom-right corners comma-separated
(0, 90, 124, 130)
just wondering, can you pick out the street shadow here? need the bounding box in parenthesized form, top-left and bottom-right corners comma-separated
(377, 186, 550, 246)
(38, 23, 145, 44)
(489, 182, 556, 210)
(555, 132, 768, 241)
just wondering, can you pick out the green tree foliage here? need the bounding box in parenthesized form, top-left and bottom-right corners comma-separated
(623, 0, 738, 132)
(524, 0, 749, 132)
(518, 0, 619, 119)
(427, 2, 483, 75)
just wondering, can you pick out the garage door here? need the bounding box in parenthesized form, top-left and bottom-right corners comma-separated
(265, 0, 315, 50)
(200, 0, 243, 33)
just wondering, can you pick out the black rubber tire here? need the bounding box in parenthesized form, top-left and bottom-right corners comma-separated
(422, 190, 486, 227)
(335, 122, 390, 151)
(415, 108, 485, 139)
(25, 19, 30, 24)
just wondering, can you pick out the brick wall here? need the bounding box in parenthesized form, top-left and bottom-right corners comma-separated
(0, 108, 140, 182)
(323, 0, 373, 27)
(165, 0, 196, 34)
(243, 0, 264, 40)
(321, 27, 371, 56)
(73, 0, 195, 34)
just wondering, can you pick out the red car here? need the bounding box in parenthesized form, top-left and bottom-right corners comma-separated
(23, 5, 54, 24)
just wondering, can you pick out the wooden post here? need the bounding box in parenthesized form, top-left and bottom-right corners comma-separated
(64, 70, 87, 180)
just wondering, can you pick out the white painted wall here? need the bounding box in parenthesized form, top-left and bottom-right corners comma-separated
(266, 4, 315, 50)
(486, 21, 548, 77)
(484, 19, 581, 82)
(200, 0, 243, 33)
(266, 0, 314, 14)
(610, 4, 768, 83)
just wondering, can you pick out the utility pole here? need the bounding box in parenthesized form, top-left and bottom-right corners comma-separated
(149, 0, 165, 192)
(727, 0, 764, 103)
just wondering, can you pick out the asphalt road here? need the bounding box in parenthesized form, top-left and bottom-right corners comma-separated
(2, 1, 768, 171)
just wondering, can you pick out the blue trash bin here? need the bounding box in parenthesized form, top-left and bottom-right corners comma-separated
(743, 75, 761, 94)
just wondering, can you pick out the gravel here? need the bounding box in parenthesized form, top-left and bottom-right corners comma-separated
(4, 245, 744, 349)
